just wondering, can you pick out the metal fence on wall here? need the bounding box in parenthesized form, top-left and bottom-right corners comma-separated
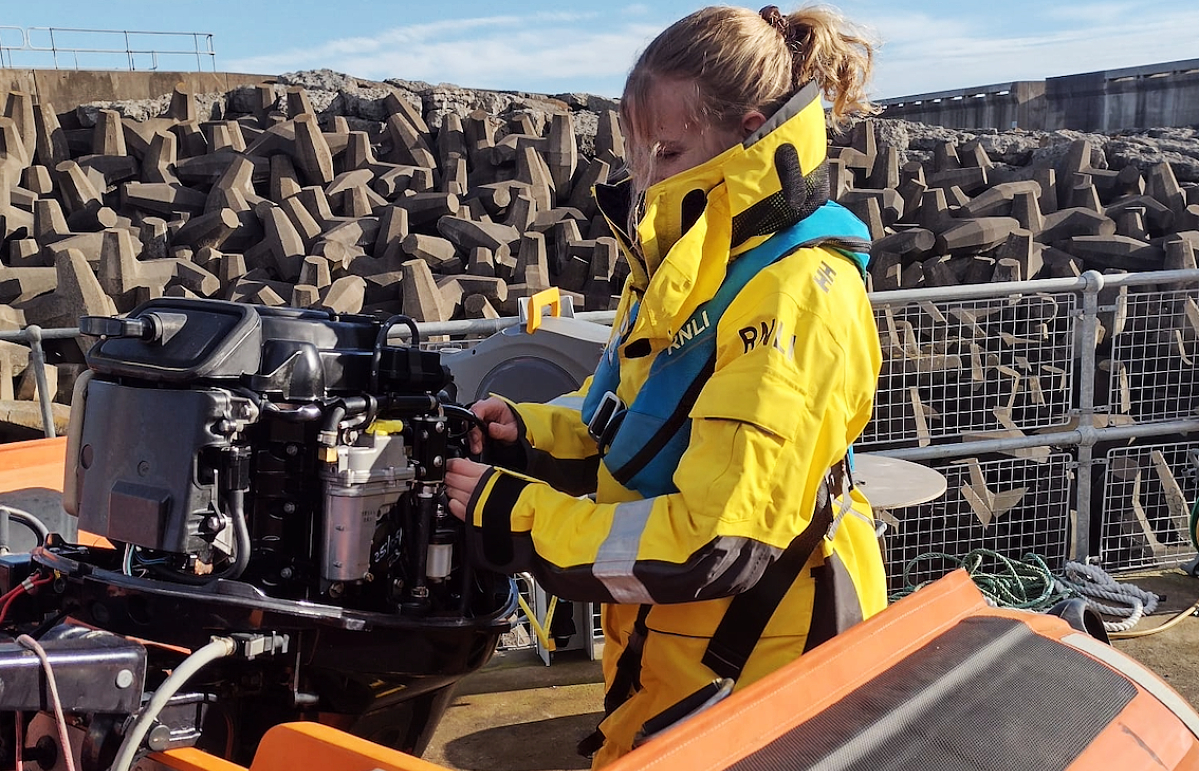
(0, 26, 216, 71)
(4, 269, 1199, 587)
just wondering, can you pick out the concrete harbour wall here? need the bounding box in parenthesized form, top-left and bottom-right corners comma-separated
(0, 69, 273, 108)
(879, 59, 1199, 132)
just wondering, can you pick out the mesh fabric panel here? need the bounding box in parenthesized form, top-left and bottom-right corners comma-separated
(724, 617, 1137, 771)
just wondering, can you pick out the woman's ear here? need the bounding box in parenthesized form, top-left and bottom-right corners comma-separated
(741, 110, 768, 138)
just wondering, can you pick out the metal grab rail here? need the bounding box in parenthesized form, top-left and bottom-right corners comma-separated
(0, 325, 80, 438)
(0, 26, 215, 71)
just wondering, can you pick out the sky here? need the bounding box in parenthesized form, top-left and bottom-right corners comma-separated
(2, 1, 1199, 100)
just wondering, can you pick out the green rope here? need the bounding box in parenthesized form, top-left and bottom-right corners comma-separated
(890, 549, 1072, 611)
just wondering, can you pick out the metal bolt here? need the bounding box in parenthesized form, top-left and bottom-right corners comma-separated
(116, 669, 134, 689)
(137, 461, 150, 476)
(279, 567, 294, 579)
(147, 723, 172, 751)
(433, 456, 444, 468)
(282, 502, 297, 514)
(285, 443, 299, 456)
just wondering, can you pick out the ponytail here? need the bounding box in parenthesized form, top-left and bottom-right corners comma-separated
(623, 4, 878, 140)
(780, 5, 877, 126)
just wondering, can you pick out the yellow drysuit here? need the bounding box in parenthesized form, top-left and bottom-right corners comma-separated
(464, 82, 887, 767)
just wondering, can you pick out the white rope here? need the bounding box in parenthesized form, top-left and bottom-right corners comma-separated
(16, 635, 77, 771)
(1056, 561, 1160, 633)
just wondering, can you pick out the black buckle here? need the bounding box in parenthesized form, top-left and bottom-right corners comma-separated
(587, 391, 625, 449)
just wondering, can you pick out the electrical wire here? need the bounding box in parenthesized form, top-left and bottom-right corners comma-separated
(16, 634, 77, 771)
(0, 576, 55, 625)
(110, 636, 236, 771)
(1, 504, 50, 548)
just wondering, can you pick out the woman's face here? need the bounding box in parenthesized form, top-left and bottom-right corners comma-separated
(627, 77, 744, 188)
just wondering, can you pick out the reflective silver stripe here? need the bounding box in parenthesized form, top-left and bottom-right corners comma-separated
(1062, 632, 1199, 738)
(593, 498, 655, 604)
(547, 395, 585, 411)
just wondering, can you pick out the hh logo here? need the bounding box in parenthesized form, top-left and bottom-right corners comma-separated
(814, 261, 836, 293)
(668, 311, 711, 354)
(738, 318, 796, 360)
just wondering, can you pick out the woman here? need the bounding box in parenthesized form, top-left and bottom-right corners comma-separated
(445, 5, 886, 766)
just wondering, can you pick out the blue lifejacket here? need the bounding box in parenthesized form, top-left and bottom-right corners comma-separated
(581, 200, 870, 499)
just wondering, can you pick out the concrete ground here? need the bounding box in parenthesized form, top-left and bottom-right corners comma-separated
(423, 650, 604, 771)
(424, 566, 1199, 771)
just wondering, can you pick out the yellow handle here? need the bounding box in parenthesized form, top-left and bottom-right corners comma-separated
(525, 287, 562, 334)
(516, 593, 559, 652)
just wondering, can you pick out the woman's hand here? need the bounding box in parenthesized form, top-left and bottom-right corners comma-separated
(468, 397, 519, 455)
(445, 457, 491, 521)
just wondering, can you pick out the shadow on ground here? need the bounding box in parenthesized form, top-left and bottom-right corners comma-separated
(438, 712, 603, 771)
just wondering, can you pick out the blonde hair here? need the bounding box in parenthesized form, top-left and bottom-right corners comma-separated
(621, 4, 877, 146)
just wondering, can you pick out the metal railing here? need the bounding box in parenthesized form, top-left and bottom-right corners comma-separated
(857, 269, 1199, 582)
(0, 26, 215, 71)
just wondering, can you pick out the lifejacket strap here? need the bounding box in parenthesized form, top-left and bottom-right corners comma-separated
(701, 460, 847, 681)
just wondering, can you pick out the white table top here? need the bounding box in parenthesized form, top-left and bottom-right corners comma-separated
(852, 454, 947, 509)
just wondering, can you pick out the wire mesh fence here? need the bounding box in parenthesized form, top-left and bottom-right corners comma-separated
(882, 453, 1075, 593)
(862, 292, 1078, 449)
(1099, 441, 1199, 572)
(1106, 288, 1199, 424)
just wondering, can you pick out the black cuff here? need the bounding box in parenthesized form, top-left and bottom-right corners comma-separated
(476, 470, 530, 567)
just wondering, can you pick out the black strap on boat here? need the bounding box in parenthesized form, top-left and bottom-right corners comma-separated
(577, 604, 652, 758)
(701, 461, 846, 681)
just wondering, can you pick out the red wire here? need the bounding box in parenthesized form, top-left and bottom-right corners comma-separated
(0, 577, 54, 626)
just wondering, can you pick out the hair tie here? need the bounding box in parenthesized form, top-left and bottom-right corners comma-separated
(759, 5, 789, 38)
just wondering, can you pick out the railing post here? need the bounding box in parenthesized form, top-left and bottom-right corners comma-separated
(1075, 271, 1105, 562)
(23, 325, 58, 439)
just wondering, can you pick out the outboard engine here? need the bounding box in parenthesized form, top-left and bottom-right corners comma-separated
(2, 298, 516, 768)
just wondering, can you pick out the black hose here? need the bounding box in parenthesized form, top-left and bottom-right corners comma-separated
(263, 402, 324, 423)
(319, 404, 347, 448)
(144, 489, 250, 585)
(220, 489, 252, 581)
(371, 315, 421, 393)
(443, 404, 486, 434)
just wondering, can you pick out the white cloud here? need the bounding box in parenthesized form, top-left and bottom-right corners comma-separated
(224, 13, 659, 96)
(868, 7, 1199, 98)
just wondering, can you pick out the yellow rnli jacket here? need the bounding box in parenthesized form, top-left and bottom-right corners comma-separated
(464, 82, 887, 766)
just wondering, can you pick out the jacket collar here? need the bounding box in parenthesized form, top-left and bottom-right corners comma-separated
(595, 82, 833, 343)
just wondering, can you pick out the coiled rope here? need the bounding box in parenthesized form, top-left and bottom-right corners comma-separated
(892, 550, 1178, 635)
(1054, 561, 1159, 633)
(890, 549, 1070, 611)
